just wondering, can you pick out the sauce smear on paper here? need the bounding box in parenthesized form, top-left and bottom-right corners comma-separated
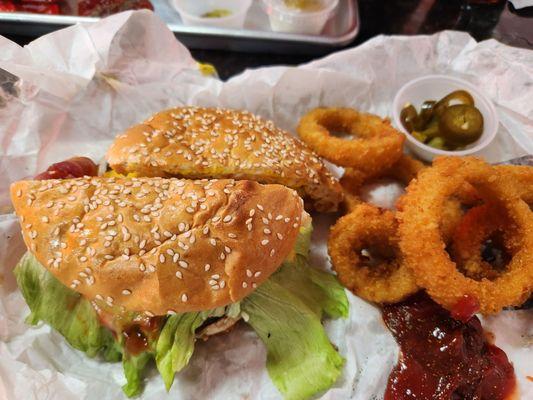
(382, 293, 516, 400)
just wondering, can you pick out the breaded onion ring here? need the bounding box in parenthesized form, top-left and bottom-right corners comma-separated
(398, 157, 533, 314)
(297, 108, 405, 176)
(497, 165, 533, 207)
(340, 155, 425, 213)
(451, 204, 513, 281)
(328, 204, 418, 303)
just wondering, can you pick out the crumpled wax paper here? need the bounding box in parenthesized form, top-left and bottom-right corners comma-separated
(0, 10, 532, 400)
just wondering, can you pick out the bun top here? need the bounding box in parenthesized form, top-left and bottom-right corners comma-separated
(106, 107, 342, 212)
(11, 177, 304, 316)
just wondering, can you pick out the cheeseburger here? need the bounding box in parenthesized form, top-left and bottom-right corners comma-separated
(11, 174, 348, 399)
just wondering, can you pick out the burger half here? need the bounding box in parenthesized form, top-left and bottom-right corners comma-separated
(11, 176, 348, 399)
(106, 107, 343, 212)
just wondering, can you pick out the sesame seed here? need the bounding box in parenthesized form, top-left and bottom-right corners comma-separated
(246, 269, 252, 277)
(257, 204, 264, 211)
(204, 264, 211, 271)
(175, 271, 183, 279)
(178, 260, 188, 269)
(261, 239, 269, 246)
(249, 209, 255, 217)
(223, 215, 232, 223)
(181, 294, 188, 302)
(264, 228, 271, 235)
(242, 282, 248, 288)
(122, 289, 132, 295)
(262, 217, 269, 224)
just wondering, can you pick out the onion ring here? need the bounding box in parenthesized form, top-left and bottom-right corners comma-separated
(497, 165, 533, 207)
(340, 155, 425, 213)
(328, 203, 418, 303)
(297, 108, 405, 176)
(398, 156, 533, 314)
(450, 204, 513, 281)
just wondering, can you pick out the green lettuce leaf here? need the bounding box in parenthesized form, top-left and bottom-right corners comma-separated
(14, 252, 153, 397)
(155, 312, 207, 390)
(273, 222, 348, 319)
(122, 352, 152, 397)
(241, 221, 348, 400)
(14, 252, 121, 361)
(241, 279, 345, 400)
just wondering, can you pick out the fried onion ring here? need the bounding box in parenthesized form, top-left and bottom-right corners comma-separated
(297, 108, 405, 175)
(450, 204, 514, 281)
(398, 156, 533, 314)
(497, 165, 533, 207)
(328, 203, 418, 303)
(340, 155, 425, 213)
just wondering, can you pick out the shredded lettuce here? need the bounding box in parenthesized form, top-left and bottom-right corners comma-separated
(14, 221, 348, 400)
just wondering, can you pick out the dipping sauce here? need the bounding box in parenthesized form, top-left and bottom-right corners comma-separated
(201, 9, 232, 18)
(383, 293, 516, 400)
(283, 0, 323, 11)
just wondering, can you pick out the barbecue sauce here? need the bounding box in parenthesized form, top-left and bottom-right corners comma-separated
(383, 294, 516, 400)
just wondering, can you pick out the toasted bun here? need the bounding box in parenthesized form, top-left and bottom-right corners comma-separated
(106, 107, 342, 212)
(11, 177, 304, 316)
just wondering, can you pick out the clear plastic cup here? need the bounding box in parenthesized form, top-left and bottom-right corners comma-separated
(171, 0, 252, 29)
(262, 0, 339, 35)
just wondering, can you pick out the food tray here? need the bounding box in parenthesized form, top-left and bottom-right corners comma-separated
(0, 0, 359, 54)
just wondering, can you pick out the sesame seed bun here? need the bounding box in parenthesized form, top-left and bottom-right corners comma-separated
(11, 177, 305, 316)
(106, 107, 342, 212)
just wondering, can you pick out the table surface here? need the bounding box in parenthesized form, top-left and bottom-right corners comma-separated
(3, 0, 533, 80)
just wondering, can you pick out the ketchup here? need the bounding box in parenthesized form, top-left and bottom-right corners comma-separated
(451, 294, 480, 323)
(383, 294, 516, 400)
(34, 156, 98, 180)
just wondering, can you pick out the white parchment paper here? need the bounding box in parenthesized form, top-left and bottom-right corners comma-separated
(0, 10, 532, 400)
